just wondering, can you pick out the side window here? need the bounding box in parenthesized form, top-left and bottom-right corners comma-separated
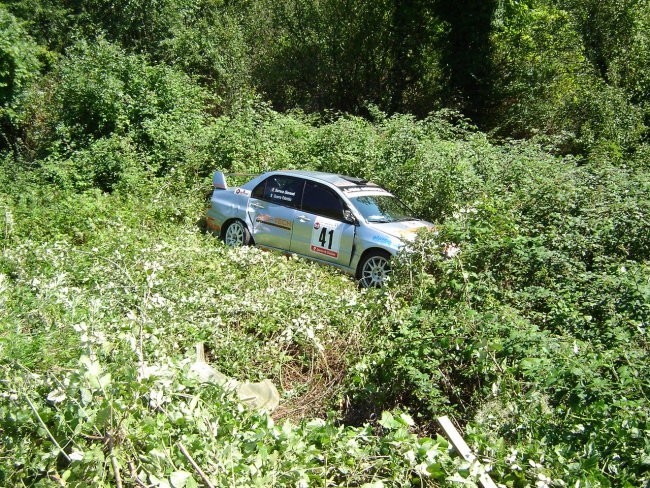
(252, 179, 266, 199)
(252, 175, 303, 208)
(301, 181, 344, 220)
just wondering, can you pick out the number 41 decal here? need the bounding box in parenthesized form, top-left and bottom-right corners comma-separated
(311, 218, 342, 258)
(318, 227, 334, 249)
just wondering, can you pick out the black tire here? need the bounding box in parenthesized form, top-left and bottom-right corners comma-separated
(357, 250, 391, 288)
(222, 219, 252, 247)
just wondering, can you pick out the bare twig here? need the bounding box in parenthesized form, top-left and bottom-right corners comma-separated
(106, 433, 123, 488)
(490, 351, 504, 374)
(437, 416, 497, 488)
(79, 433, 105, 441)
(110, 452, 123, 488)
(128, 461, 149, 488)
(23, 394, 70, 463)
(178, 442, 215, 488)
(48, 472, 67, 487)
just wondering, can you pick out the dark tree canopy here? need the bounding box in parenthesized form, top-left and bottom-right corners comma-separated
(2, 0, 649, 154)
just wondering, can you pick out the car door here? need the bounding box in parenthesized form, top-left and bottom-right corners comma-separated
(290, 180, 356, 267)
(247, 175, 304, 250)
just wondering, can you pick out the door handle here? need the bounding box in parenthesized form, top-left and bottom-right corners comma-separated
(250, 202, 264, 209)
(297, 215, 311, 223)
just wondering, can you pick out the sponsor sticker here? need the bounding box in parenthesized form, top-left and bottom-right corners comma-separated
(255, 214, 292, 230)
(371, 234, 393, 246)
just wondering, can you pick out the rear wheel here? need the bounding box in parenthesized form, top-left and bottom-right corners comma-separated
(357, 250, 391, 288)
(223, 220, 251, 247)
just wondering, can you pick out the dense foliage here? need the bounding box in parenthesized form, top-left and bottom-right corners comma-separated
(2, 0, 649, 146)
(1, 0, 649, 486)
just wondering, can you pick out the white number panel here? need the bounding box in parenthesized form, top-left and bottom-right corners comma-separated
(310, 217, 343, 258)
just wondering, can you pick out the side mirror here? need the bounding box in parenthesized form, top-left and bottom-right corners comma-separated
(343, 209, 357, 225)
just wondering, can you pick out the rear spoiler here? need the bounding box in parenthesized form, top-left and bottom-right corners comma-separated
(212, 171, 228, 190)
(212, 171, 261, 190)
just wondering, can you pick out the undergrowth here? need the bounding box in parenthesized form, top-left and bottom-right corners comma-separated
(1, 107, 649, 486)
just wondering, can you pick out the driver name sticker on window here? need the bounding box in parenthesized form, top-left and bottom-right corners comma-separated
(310, 217, 342, 258)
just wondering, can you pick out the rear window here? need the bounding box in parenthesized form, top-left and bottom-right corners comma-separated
(252, 175, 304, 208)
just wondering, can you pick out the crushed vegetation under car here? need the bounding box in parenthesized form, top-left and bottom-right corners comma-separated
(206, 170, 435, 287)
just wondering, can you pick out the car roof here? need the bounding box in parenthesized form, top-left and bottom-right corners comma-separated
(271, 170, 381, 189)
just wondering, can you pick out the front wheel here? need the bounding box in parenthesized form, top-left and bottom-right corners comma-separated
(223, 220, 252, 247)
(357, 250, 391, 288)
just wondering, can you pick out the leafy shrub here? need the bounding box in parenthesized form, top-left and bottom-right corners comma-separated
(306, 110, 495, 221)
(38, 135, 144, 192)
(556, 80, 646, 156)
(308, 114, 380, 177)
(366, 148, 650, 485)
(0, 7, 41, 109)
(160, 0, 253, 112)
(13, 37, 227, 193)
(0, 170, 481, 486)
(0, 6, 42, 154)
(209, 103, 314, 175)
(23, 38, 214, 184)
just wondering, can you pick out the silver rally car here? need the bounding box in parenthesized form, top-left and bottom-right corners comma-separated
(206, 170, 434, 287)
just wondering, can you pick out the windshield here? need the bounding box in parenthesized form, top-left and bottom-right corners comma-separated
(349, 194, 415, 223)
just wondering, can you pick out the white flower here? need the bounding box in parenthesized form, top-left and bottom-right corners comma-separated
(47, 388, 67, 403)
(403, 450, 416, 465)
(505, 449, 518, 464)
(442, 244, 461, 258)
(69, 450, 84, 462)
(139, 364, 160, 381)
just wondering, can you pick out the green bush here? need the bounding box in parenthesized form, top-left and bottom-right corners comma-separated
(160, 0, 253, 112)
(39, 135, 143, 192)
(209, 103, 314, 175)
(0, 6, 42, 154)
(0, 167, 480, 486)
(3, 88, 649, 487)
(18, 38, 217, 190)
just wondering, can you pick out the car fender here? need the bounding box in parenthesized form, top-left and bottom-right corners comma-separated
(207, 189, 251, 233)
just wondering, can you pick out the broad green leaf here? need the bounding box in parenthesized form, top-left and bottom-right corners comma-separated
(170, 471, 191, 488)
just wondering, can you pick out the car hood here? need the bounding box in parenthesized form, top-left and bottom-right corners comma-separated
(367, 220, 435, 242)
